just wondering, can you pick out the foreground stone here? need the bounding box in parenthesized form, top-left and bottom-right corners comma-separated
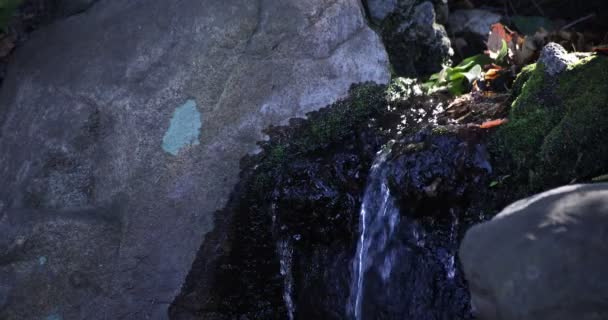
(0, 0, 389, 319)
(460, 183, 608, 320)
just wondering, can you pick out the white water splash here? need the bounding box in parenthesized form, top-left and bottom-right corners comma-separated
(349, 142, 400, 320)
(277, 239, 295, 320)
(442, 210, 459, 280)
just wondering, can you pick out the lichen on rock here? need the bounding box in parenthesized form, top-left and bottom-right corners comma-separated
(538, 42, 579, 76)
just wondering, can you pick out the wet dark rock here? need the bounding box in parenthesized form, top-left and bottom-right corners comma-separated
(349, 124, 494, 320)
(357, 214, 474, 319)
(380, 1, 453, 77)
(388, 127, 492, 220)
(171, 84, 390, 319)
(173, 82, 501, 319)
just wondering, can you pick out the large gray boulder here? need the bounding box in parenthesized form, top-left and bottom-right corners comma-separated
(0, 0, 390, 319)
(366, 0, 408, 22)
(460, 183, 608, 320)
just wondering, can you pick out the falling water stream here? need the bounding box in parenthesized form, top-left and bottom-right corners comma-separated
(277, 239, 295, 320)
(348, 141, 464, 319)
(349, 143, 399, 319)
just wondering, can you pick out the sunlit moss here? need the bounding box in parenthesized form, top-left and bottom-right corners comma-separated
(250, 83, 387, 196)
(491, 55, 608, 192)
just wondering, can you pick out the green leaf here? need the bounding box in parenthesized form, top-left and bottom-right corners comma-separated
(512, 15, 553, 36)
(448, 71, 465, 81)
(592, 174, 608, 182)
(426, 54, 491, 96)
(489, 181, 499, 188)
(452, 55, 492, 72)
(462, 64, 483, 83)
(495, 39, 509, 64)
(447, 78, 466, 95)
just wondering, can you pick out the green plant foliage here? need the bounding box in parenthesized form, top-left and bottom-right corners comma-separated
(494, 39, 509, 65)
(0, 0, 22, 31)
(424, 54, 491, 95)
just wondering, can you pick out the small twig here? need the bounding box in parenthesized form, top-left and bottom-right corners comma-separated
(507, 0, 518, 16)
(561, 13, 596, 31)
(502, 1, 511, 25)
(530, 0, 545, 16)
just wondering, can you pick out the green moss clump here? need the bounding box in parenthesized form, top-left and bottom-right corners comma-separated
(431, 126, 450, 136)
(510, 63, 537, 99)
(249, 83, 387, 196)
(491, 56, 608, 193)
(0, 0, 22, 30)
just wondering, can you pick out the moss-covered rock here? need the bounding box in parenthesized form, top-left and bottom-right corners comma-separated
(250, 83, 388, 196)
(380, 1, 452, 77)
(491, 55, 608, 193)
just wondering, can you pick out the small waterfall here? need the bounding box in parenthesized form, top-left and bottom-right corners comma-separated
(349, 142, 399, 320)
(277, 239, 296, 320)
(438, 210, 459, 280)
(274, 203, 296, 320)
(347, 142, 469, 319)
(446, 210, 459, 279)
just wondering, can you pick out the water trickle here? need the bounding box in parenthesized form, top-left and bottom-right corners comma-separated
(444, 211, 459, 280)
(349, 142, 400, 320)
(277, 239, 295, 320)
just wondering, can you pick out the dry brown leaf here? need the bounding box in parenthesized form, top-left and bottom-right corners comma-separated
(479, 118, 508, 129)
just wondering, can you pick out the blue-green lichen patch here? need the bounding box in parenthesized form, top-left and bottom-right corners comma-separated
(162, 100, 202, 156)
(45, 314, 62, 320)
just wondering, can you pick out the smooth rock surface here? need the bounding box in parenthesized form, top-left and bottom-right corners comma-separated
(448, 9, 501, 38)
(0, 0, 390, 319)
(460, 183, 608, 320)
(365, 0, 407, 22)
